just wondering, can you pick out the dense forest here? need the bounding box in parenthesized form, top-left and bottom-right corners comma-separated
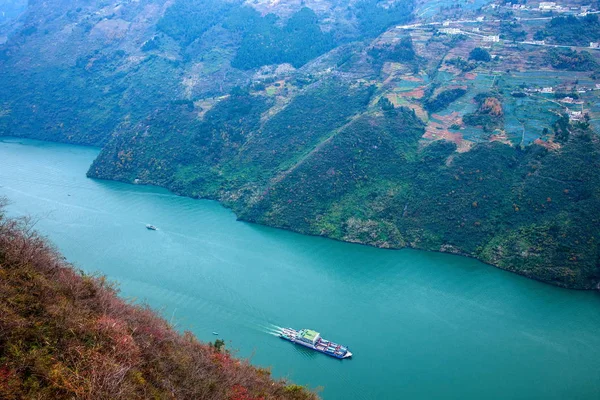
(155, 0, 415, 70)
(354, 0, 415, 38)
(546, 48, 598, 71)
(535, 14, 600, 46)
(231, 8, 336, 69)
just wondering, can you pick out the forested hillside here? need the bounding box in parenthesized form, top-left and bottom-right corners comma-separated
(0, 0, 599, 289)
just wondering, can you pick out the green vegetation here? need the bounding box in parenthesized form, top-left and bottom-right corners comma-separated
(89, 78, 375, 196)
(89, 80, 600, 288)
(499, 21, 526, 42)
(469, 47, 491, 62)
(240, 106, 424, 241)
(552, 113, 577, 143)
(231, 8, 335, 69)
(546, 48, 598, 71)
(368, 37, 419, 73)
(0, 203, 316, 399)
(239, 119, 600, 289)
(445, 57, 476, 72)
(156, 0, 233, 45)
(535, 14, 600, 46)
(157, 2, 336, 69)
(354, 0, 415, 38)
(463, 93, 504, 132)
(424, 88, 467, 113)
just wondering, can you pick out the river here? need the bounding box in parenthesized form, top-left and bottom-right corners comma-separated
(1, 137, 599, 399)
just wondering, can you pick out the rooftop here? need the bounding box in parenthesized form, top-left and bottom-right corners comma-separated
(300, 329, 320, 341)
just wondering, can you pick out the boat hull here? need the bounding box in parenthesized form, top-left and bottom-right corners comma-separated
(279, 328, 352, 359)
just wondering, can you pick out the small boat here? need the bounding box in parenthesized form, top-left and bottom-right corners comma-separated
(279, 328, 352, 359)
(146, 224, 158, 230)
(212, 332, 219, 335)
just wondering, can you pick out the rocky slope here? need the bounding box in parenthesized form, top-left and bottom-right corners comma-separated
(0, 0, 599, 288)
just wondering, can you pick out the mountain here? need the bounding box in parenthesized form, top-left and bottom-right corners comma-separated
(0, 0, 599, 289)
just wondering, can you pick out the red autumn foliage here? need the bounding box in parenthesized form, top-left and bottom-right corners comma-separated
(0, 200, 317, 400)
(480, 97, 503, 117)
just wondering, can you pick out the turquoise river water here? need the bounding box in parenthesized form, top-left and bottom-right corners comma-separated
(1, 138, 599, 399)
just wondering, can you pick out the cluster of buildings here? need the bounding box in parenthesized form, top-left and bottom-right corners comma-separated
(539, 2, 561, 11)
(538, 2, 592, 13)
(526, 84, 600, 95)
(497, 2, 595, 15)
(560, 96, 584, 104)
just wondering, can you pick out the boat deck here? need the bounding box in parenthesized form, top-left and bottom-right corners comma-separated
(279, 327, 352, 359)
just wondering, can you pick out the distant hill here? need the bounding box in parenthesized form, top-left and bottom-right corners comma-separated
(0, 203, 317, 399)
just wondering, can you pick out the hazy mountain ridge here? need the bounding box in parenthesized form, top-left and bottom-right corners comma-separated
(1, 0, 599, 288)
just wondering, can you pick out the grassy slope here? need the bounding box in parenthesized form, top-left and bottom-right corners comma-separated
(0, 206, 317, 400)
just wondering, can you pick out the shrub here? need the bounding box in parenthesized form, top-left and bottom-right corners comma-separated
(469, 47, 491, 62)
(424, 88, 467, 113)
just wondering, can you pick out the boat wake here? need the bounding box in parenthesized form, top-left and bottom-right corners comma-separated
(261, 324, 284, 336)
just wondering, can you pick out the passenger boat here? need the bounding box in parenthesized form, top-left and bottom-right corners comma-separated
(146, 224, 158, 230)
(279, 328, 352, 359)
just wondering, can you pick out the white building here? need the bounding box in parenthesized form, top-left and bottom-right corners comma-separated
(590, 42, 600, 49)
(541, 87, 554, 94)
(568, 110, 583, 121)
(483, 35, 500, 43)
(539, 2, 556, 10)
(440, 28, 461, 35)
